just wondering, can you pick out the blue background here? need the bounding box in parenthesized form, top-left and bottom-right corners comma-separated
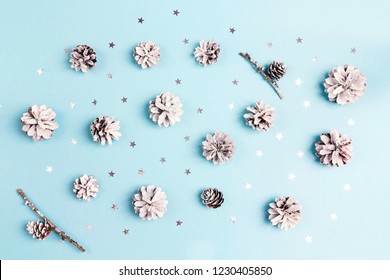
(1, 0, 389, 260)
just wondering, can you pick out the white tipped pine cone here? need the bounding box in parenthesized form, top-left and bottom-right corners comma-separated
(315, 130, 352, 167)
(202, 131, 235, 165)
(268, 196, 302, 231)
(201, 188, 224, 209)
(73, 174, 99, 201)
(132, 185, 168, 221)
(243, 101, 275, 131)
(133, 41, 160, 69)
(26, 220, 52, 240)
(324, 65, 366, 105)
(69, 44, 97, 73)
(21, 105, 59, 141)
(90, 116, 121, 145)
(149, 92, 183, 127)
(194, 40, 221, 66)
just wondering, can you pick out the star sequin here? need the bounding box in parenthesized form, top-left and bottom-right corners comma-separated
(71, 138, 77, 145)
(297, 151, 304, 158)
(92, 99, 97, 106)
(305, 235, 313, 243)
(138, 169, 145, 175)
(106, 73, 113, 79)
(86, 224, 93, 230)
(175, 78, 181, 85)
(129, 141, 136, 148)
(123, 229, 129, 235)
(312, 56, 318, 63)
(231, 217, 237, 223)
(351, 47, 357, 54)
(232, 79, 238, 85)
(228, 103, 235, 110)
(173, 10, 180, 16)
(295, 79, 302, 86)
(138, 17, 144, 24)
(344, 184, 351, 192)
(244, 183, 252, 190)
(36, 68, 44, 75)
(197, 108, 203, 114)
(184, 135, 190, 142)
(296, 37, 303, 43)
(121, 97, 128, 103)
(183, 38, 189, 44)
(160, 157, 166, 163)
(184, 169, 191, 175)
(288, 173, 296, 181)
(109, 42, 115, 48)
(256, 150, 263, 157)
(303, 100, 311, 108)
(111, 204, 119, 210)
(64, 48, 70, 53)
(108, 171, 115, 177)
(176, 220, 183, 226)
(229, 27, 236, 34)
(69, 103, 76, 109)
(267, 42, 273, 48)
(330, 213, 338, 221)
(276, 133, 284, 140)
(46, 166, 53, 173)
(348, 118, 355, 126)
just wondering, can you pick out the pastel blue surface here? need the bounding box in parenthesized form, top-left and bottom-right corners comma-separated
(1, 0, 389, 260)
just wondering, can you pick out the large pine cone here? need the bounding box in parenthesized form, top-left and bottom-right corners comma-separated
(73, 174, 99, 201)
(90, 116, 121, 145)
(268, 196, 302, 231)
(315, 130, 352, 167)
(26, 220, 52, 240)
(133, 41, 160, 69)
(69, 44, 97, 73)
(21, 105, 59, 141)
(268, 61, 287, 80)
(202, 131, 235, 165)
(132, 185, 168, 221)
(324, 65, 366, 105)
(149, 92, 183, 127)
(243, 101, 275, 131)
(201, 188, 224, 209)
(194, 40, 221, 66)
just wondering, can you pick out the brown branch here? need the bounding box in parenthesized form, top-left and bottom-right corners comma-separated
(239, 52, 283, 100)
(17, 189, 86, 252)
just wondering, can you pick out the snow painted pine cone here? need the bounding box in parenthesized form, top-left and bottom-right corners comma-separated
(324, 65, 367, 105)
(201, 188, 224, 209)
(132, 185, 168, 221)
(315, 130, 352, 167)
(90, 116, 121, 145)
(73, 174, 99, 201)
(133, 41, 160, 69)
(268, 196, 302, 231)
(26, 220, 52, 240)
(149, 92, 183, 127)
(21, 105, 59, 141)
(202, 131, 235, 165)
(194, 39, 221, 66)
(268, 61, 287, 80)
(243, 101, 275, 131)
(69, 44, 97, 73)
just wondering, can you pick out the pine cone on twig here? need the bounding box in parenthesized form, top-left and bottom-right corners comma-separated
(26, 220, 52, 240)
(268, 61, 287, 80)
(201, 188, 224, 209)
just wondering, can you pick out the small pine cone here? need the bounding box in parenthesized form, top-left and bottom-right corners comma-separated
(202, 131, 235, 165)
(268, 61, 287, 80)
(268, 196, 302, 231)
(133, 41, 160, 69)
(69, 44, 97, 73)
(90, 116, 122, 145)
(132, 185, 168, 220)
(21, 105, 59, 141)
(324, 65, 367, 105)
(149, 92, 183, 127)
(26, 220, 52, 240)
(194, 40, 221, 66)
(201, 188, 224, 209)
(243, 101, 275, 131)
(315, 130, 352, 167)
(73, 174, 99, 201)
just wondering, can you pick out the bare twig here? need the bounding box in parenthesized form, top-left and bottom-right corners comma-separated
(239, 52, 283, 100)
(17, 189, 86, 252)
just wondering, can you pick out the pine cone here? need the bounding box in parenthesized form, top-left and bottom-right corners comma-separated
(90, 116, 121, 145)
(149, 92, 183, 127)
(133, 41, 160, 69)
(69, 44, 97, 73)
(194, 40, 221, 66)
(73, 174, 99, 201)
(21, 105, 59, 141)
(26, 220, 52, 240)
(268, 196, 302, 231)
(201, 188, 224, 209)
(315, 130, 352, 167)
(202, 131, 235, 165)
(324, 65, 367, 105)
(132, 185, 168, 221)
(243, 101, 275, 131)
(268, 61, 287, 80)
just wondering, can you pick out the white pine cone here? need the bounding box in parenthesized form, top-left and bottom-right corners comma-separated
(268, 196, 302, 231)
(133, 41, 160, 69)
(243, 101, 275, 131)
(26, 220, 52, 240)
(90, 116, 121, 145)
(194, 39, 221, 66)
(73, 174, 99, 201)
(202, 131, 235, 165)
(132, 185, 168, 221)
(69, 44, 97, 73)
(324, 65, 366, 105)
(268, 61, 287, 80)
(149, 92, 183, 127)
(21, 105, 59, 141)
(201, 188, 224, 209)
(315, 130, 352, 167)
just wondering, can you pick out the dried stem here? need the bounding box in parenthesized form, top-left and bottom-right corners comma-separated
(17, 189, 86, 252)
(239, 52, 283, 100)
